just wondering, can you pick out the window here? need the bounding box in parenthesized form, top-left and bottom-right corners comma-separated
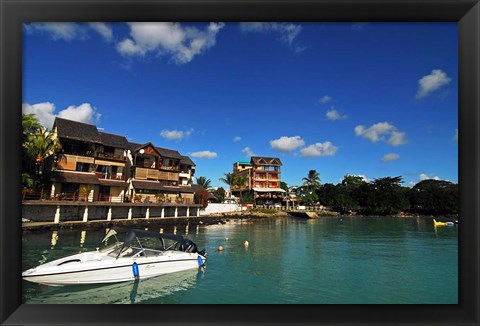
(76, 162, 90, 172)
(104, 146, 115, 154)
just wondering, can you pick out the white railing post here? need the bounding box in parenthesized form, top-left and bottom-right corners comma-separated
(82, 206, 89, 222)
(54, 205, 61, 224)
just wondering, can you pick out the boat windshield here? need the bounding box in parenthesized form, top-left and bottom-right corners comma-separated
(99, 242, 123, 253)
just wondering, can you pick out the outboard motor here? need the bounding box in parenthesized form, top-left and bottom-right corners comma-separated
(181, 239, 198, 253)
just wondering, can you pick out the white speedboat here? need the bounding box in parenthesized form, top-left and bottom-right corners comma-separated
(22, 228, 207, 286)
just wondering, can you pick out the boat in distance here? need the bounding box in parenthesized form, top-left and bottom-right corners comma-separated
(22, 228, 207, 286)
(433, 219, 455, 227)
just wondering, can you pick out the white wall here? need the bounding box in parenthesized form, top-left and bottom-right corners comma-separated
(200, 203, 243, 215)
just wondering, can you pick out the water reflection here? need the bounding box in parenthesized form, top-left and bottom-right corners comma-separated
(26, 269, 200, 304)
(80, 230, 87, 247)
(50, 231, 58, 249)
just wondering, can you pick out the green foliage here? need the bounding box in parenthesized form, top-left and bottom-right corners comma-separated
(408, 179, 458, 214)
(300, 191, 319, 205)
(212, 187, 226, 203)
(22, 173, 37, 190)
(241, 191, 254, 204)
(219, 172, 249, 205)
(302, 170, 321, 192)
(251, 208, 277, 214)
(219, 172, 237, 189)
(196, 176, 212, 190)
(317, 183, 357, 212)
(315, 175, 457, 216)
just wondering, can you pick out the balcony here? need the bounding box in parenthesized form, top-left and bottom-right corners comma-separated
(95, 172, 125, 180)
(95, 152, 126, 161)
(135, 167, 179, 181)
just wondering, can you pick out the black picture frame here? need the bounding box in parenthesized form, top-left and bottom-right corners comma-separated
(1, 0, 479, 325)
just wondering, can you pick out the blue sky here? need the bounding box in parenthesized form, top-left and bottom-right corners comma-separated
(22, 22, 458, 188)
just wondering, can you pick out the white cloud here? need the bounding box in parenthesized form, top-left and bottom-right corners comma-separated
(242, 146, 256, 157)
(22, 102, 57, 129)
(22, 102, 101, 129)
(319, 95, 331, 104)
(191, 150, 217, 159)
(300, 141, 338, 157)
(160, 128, 194, 141)
(454, 129, 458, 141)
(382, 153, 400, 162)
(25, 22, 114, 42)
(388, 131, 407, 146)
(355, 122, 407, 146)
(117, 22, 225, 64)
(57, 103, 101, 124)
(239, 22, 302, 45)
(24, 23, 87, 41)
(326, 107, 347, 121)
(416, 69, 451, 99)
(233, 136, 242, 142)
(88, 23, 113, 41)
(270, 136, 305, 153)
(357, 175, 370, 183)
(420, 173, 440, 181)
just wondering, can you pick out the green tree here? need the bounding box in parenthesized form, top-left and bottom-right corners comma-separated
(196, 176, 212, 190)
(317, 183, 357, 213)
(219, 172, 237, 191)
(317, 183, 337, 207)
(365, 176, 409, 215)
(302, 170, 321, 193)
(24, 127, 62, 177)
(408, 179, 458, 214)
(22, 114, 43, 175)
(212, 187, 226, 203)
(234, 175, 249, 205)
(300, 191, 319, 206)
(22, 114, 42, 139)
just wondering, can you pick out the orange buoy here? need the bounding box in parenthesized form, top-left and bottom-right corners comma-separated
(243, 240, 249, 247)
(218, 245, 224, 251)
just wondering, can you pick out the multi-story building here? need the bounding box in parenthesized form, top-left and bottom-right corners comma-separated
(232, 156, 285, 206)
(128, 142, 196, 204)
(48, 117, 195, 203)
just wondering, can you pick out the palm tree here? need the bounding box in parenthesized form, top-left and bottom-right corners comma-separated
(302, 170, 321, 193)
(24, 127, 62, 177)
(219, 172, 237, 192)
(22, 113, 42, 139)
(196, 176, 212, 190)
(234, 175, 249, 206)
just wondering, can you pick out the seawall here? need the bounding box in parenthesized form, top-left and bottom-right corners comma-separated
(22, 201, 203, 224)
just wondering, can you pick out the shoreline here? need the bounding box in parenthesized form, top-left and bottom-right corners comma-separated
(22, 208, 457, 232)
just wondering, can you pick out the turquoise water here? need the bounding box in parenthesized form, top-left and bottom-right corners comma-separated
(22, 216, 458, 304)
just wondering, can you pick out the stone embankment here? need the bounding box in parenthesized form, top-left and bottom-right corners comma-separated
(21, 209, 288, 231)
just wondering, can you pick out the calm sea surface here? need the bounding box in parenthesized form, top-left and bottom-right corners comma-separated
(22, 216, 458, 304)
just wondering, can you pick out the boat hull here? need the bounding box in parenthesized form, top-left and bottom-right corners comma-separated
(23, 251, 206, 286)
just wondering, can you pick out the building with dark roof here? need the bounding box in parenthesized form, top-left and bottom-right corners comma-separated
(48, 117, 197, 204)
(232, 156, 285, 206)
